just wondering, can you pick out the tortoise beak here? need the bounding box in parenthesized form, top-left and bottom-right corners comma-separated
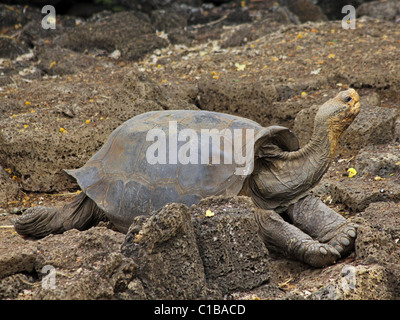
(348, 88, 361, 116)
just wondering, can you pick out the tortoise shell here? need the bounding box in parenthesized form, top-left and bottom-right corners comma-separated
(65, 110, 299, 232)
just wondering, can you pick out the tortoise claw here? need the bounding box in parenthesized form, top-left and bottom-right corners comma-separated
(327, 223, 358, 257)
(288, 239, 341, 268)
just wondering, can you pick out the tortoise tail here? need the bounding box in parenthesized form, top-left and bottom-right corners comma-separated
(13, 192, 107, 239)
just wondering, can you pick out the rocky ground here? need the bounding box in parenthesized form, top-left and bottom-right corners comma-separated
(0, 0, 399, 300)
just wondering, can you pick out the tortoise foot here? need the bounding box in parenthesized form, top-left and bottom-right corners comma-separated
(289, 239, 341, 268)
(13, 192, 105, 239)
(13, 206, 62, 239)
(254, 208, 341, 267)
(327, 223, 358, 257)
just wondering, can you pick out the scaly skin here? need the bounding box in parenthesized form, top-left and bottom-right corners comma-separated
(254, 208, 341, 268)
(287, 195, 358, 258)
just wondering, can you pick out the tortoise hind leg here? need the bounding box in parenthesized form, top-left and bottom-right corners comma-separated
(13, 192, 107, 239)
(287, 195, 358, 257)
(254, 208, 340, 268)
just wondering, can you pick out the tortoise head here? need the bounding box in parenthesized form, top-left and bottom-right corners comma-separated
(315, 88, 360, 135)
(313, 88, 360, 158)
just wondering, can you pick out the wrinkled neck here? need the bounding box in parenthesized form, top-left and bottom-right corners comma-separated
(308, 124, 333, 159)
(276, 124, 333, 195)
(244, 123, 337, 211)
(285, 123, 333, 167)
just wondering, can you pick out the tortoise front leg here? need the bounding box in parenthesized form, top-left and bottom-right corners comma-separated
(254, 208, 340, 268)
(286, 195, 358, 257)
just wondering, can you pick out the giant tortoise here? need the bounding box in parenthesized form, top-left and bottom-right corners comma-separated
(14, 88, 361, 267)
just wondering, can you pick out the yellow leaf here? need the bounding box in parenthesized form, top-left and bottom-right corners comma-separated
(205, 209, 215, 217)
(235, 62, 246, 71)
(328, 53, 335, 59)
(347, 168, 357, 178)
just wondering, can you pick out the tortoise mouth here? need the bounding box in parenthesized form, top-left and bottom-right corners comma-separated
(352, 100, 361, 113)
(343, 100, 360, 123)
(348, 89, 360, 115)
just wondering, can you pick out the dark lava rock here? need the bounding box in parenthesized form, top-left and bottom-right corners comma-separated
(121, 203, 213, 299)
(58, 11, 168, 60)
(122, 196, 271, 299)
(330, 179, 400, 212)
(192, 196, 270, 295)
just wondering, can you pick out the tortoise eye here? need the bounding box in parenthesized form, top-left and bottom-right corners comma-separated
(344, 96, 352, 103)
